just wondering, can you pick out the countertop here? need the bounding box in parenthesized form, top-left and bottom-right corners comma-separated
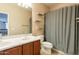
(0, 34, 44, 51)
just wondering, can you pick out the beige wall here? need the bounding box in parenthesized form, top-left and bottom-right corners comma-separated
(32, 3, 49, 35)
(0, 3, 32, 35)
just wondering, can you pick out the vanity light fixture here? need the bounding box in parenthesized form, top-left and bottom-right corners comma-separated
(17, 2, 32, 8)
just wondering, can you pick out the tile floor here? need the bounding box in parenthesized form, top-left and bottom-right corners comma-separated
(51, 48, 65, 55)
(41, 48, 65, 55)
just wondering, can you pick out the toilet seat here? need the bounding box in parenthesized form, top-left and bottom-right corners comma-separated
(42, 42, 53, 49)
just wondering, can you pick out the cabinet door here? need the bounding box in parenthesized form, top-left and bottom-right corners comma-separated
(0, 51, 4, 55)
(23, 42, 33, 55)
(4, 46, 22, 55)
(33, 40, 40, 55)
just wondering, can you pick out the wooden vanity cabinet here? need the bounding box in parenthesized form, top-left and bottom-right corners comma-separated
(22, 42, 33, 55)
(4, 46, 22, 55)
(22, 40, 40, 55)
(33, 40, 40, 55)
(0, 40, 40, 55)
(0, 51, 4, 55)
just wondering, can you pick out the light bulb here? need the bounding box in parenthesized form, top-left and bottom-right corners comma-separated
(17, 3, 32, 8)
(18, 3, 22, 6)
(26, 3, 32, 7)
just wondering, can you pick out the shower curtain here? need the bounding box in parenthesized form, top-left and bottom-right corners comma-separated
(45, 5, 75, 54)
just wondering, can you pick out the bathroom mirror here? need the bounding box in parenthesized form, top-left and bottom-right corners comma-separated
(0, 3, 32, 37)
(0, 12, 8, 36)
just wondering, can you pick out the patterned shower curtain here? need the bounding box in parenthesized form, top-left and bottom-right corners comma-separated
(45, 5, 75, 54)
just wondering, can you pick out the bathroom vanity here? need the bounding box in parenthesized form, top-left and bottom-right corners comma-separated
(0, 34, 41, 55)
(0, 40, 40, 55)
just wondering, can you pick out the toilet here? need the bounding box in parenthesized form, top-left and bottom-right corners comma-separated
(37, 35, 53, 55)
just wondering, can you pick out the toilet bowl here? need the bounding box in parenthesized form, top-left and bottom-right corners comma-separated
(37, 35, 53, 55)
(41, 41, 53, 55)
(42, 42, 53, 49)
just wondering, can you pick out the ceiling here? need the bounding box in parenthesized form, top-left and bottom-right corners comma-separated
(27, 3, 59, 11)
(43, 3, 75, 10)
(44, 3, 59, 6)
(25, 3, 60, 11)
(44, 3, 61, 8)
(26, 3, 74, 11)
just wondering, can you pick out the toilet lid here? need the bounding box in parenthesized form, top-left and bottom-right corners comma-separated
(42, 42, 53, 48)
